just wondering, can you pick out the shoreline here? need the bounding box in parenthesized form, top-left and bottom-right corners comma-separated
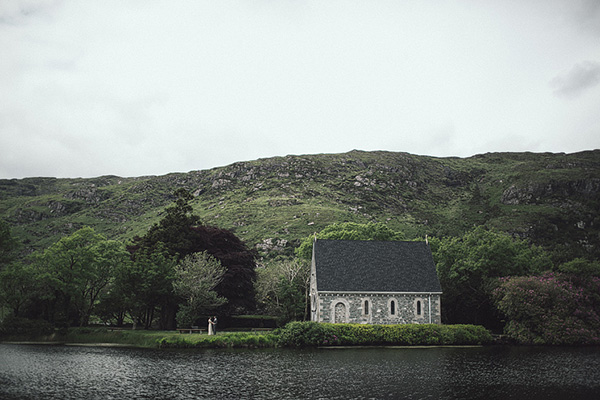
(0, 323, 501, 348)
(1, 340, 491, 350)
(2, 340, 501, 350)
(318, 344, 485, 349)
(1, 341, 135, 347)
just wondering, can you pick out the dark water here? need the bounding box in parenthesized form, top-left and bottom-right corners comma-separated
(1, 344, 599, 400)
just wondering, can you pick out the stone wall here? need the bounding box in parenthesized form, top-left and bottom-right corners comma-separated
(314, 292, 441, 324)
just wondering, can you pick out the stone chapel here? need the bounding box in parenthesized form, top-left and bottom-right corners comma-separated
(310, 239, 442, 324)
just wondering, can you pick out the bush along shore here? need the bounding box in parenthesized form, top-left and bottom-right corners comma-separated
(275, 322, 493, 348)
(1, 321, 494, 349)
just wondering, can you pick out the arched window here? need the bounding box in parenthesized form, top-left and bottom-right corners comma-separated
(364, 300, 369, 315)
(390, 300, 396, 315)
(334, 302, 347, 323)
(416, 300, 422, 315)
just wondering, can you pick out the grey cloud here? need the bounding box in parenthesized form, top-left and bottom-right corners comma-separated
(551, 61, 600, 99)
(573, 0, 600, 36)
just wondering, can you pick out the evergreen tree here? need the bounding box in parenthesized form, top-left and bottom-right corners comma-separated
(129, 189, 256, 319)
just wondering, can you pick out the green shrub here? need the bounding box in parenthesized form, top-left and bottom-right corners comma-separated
(277, 321, 337, 347)
(0, 316, 54, 338)
(277, 322, 492, 347)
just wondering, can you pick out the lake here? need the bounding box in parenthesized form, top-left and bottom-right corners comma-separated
(1, 344, 599, 399)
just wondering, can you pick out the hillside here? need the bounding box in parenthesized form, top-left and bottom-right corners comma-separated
(1, 150, 599, 262)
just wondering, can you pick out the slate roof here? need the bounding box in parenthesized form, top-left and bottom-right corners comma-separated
(313, 239, 442, 293)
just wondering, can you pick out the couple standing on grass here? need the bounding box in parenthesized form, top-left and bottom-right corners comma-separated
(208, 316, 218, 335)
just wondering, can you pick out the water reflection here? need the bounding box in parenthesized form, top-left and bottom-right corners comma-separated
(1, 344, 599, 399)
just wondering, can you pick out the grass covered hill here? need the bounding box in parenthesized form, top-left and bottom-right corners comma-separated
(1, 150, 599, 262)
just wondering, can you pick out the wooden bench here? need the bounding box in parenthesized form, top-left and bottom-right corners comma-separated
(178, 328, 206, 334)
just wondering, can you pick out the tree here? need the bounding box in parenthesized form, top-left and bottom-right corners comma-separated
(132, 188, 202, 258)
(34, 227, 128, 326)
(93, 283, 128, 327)
(296, 222, 405, 260)
(116, 246, 177, 329)
(130, 189, 257, 316)
(493, 272, 600, 345)
(431, 226, 552, 330)
(174, 251, 226, 327)
(0, 219, 18, 268)
(554, 258, 600, 277)
(0, 262, 36, 317)
(78, 239, 129, 326)
(255, 258, 310, 324)
(255, 262, 281, 314)
(191, 225, 256, 314)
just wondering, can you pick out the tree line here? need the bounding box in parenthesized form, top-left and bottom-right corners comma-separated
(1, 190, 600, 344)
(0, 189, 256, 330)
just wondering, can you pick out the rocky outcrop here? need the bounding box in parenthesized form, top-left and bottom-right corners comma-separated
(501, 179, 600, 205)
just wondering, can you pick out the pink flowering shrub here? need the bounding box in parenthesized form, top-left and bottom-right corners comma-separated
(493, 272, 600, 345)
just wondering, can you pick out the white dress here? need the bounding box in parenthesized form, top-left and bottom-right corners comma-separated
(208, 320, 214, 335)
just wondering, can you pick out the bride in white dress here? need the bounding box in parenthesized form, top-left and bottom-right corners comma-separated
(208, 317, 214, 335)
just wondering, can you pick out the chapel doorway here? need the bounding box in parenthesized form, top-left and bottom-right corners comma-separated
(334, 302, 347, 323)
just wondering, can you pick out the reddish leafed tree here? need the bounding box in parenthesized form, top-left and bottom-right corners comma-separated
(128, 189, 256, 320)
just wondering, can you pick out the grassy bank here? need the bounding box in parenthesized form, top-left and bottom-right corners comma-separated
(1, 323, 493, 349)
(1, 327, 279, 349)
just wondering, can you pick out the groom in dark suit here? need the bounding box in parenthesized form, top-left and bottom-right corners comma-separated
(212, 316, 218, 334)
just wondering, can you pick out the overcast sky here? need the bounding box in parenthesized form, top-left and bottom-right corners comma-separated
(1, 0, 599, 179)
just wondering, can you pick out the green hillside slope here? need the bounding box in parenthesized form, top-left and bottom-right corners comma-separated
(1, 150, 599, 262)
